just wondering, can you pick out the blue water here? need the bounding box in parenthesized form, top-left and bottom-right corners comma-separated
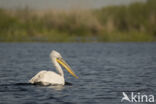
(0, 43, 156, 104)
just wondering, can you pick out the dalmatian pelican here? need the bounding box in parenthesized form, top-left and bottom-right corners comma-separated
(29, 50, 78, 85)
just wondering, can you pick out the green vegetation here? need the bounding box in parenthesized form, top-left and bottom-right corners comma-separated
(0, 0, 156, 42)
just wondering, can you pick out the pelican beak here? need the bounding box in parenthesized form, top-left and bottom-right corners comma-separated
(56, 58, 78, 79)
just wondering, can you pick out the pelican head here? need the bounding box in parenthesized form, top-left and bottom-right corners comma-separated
(50, 50, 78, 79)
(50, 50, 62, 59)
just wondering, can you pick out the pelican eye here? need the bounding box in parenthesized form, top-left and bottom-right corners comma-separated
(57, 57, 61, 60)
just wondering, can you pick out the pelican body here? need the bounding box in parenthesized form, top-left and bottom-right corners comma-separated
(29, 50, 78, 85)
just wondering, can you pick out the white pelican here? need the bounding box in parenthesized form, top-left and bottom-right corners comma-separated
(29, 50, 78, 85)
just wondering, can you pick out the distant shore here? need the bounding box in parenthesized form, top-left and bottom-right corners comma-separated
(0, 0, 155, 42)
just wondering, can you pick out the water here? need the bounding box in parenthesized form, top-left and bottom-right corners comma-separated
(0, 43, 156, 104)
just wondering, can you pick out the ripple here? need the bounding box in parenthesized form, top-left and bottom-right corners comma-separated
(0, 43, 156, 104)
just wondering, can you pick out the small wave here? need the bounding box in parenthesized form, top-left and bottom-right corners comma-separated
(0, 83, 32, 87)
(65, 81, 72, 86)
(135, 87, 154, 92)
(0, 81, 72, 87)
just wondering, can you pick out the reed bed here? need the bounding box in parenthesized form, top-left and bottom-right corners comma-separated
(0, 0, 155, 42)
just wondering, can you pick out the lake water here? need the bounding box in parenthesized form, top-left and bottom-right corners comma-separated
(0, 43, 156, 104)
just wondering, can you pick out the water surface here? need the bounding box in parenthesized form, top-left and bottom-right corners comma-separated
(0, 43, 156, 104)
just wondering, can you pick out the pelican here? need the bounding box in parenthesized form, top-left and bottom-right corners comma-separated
(29, 50, 78, 85)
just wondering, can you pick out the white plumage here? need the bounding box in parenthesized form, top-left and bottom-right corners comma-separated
(29, 50, 78, 85)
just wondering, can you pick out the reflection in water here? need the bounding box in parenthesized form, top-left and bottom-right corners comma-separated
(48, 85, 65, 90)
